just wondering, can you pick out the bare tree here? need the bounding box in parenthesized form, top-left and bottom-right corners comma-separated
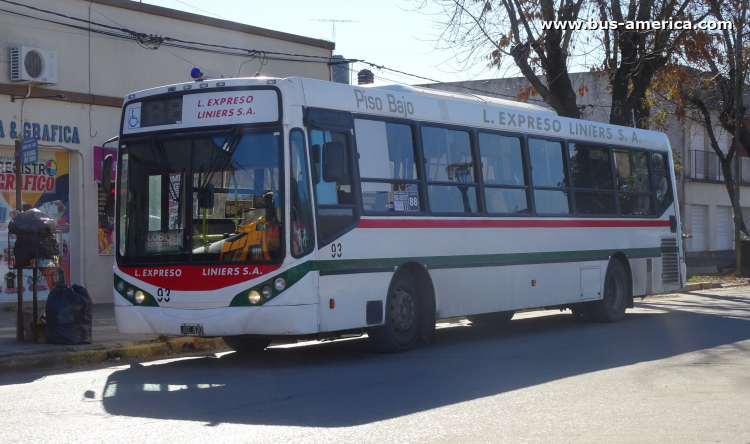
(421, 0, 694, 128)
(666, 0, 750, 232)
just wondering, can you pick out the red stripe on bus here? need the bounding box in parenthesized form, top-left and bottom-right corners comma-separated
(357, 219, 671, 229)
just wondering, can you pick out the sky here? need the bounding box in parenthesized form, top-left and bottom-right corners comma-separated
(134, 0, 497, 85)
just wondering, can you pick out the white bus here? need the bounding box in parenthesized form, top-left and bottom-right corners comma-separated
(111, 76, 685, 353)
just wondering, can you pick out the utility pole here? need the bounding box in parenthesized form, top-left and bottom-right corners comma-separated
(735, 0, 746, 275)
(13, 139, 23, 341)
(308, 19, 359, 44)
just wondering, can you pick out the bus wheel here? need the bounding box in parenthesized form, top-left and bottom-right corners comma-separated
(369, 273, 421, 353)
(222, 335, 272, 353)
(467, 310, 515, 327)
(592, 260, 628, 323)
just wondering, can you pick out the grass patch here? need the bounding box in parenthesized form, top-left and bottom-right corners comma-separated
(686, 275, 704, 283)
(2, 305, 15, 312)
(157, 334, 170, 342)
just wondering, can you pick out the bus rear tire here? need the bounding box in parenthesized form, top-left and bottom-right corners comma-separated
(592, 259, 628, 323)
(369, 273, 421, 353)
(222, 335, 272, 353)
(467, 310, 515, 327)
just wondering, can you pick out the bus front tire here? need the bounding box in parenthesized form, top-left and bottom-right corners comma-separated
(222, 335, 272, 353)
(592, 259, 628, 323)
(369, 273, 421, 353)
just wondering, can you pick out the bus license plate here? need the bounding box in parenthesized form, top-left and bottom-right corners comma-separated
(180, 324, 203, 336)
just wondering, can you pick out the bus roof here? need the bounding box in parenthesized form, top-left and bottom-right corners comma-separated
(124, 76, 671, 152)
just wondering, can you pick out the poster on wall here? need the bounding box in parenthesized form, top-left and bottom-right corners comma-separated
(95, 147, 117, 255)
(0, 148, 70, 302)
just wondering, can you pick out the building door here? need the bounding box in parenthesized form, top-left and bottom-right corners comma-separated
(717, 206, 730, 251)
(690, 206, 705, 252)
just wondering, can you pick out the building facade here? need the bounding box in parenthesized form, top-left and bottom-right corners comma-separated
(0, 0, 334, 303)
(421, 73, 750, 273)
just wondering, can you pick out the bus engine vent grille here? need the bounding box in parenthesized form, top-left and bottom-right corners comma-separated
(661, 237, 679, 285)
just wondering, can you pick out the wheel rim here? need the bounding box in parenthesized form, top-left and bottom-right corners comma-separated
(606, 271, 624, 311)
(390, 285, 416, 334)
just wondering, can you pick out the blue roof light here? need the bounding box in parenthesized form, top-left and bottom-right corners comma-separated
(190, 67, 203, 79)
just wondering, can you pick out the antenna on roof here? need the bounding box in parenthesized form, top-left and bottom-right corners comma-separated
(308, 19, 360, 45)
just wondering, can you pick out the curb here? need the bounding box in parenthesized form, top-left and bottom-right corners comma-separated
(0, 337, 227, 377)
(680, 282, 738, 292)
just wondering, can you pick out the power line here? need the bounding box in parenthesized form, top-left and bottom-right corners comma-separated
(0, 0, 534, 103)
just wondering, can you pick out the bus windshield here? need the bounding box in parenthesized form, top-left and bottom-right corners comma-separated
(117, 129, 283, 265)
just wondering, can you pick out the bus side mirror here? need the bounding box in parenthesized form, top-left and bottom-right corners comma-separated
(102, 154, 113, 192)
(197, 184, 215, 209)
(322, 141, 346, 183)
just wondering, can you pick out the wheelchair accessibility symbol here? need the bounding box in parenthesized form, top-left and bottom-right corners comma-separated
(128, 107, 141, 129)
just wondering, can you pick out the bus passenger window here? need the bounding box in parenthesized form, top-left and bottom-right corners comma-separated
(421, 126, 478, 214)
(569, 143, 616, 215)
(355, 119, 421, 213)
(479, 132, 529, 214)
(615, 149, 654, 216)
(529, 138, 570, 214)
(652, 152, 673, 212)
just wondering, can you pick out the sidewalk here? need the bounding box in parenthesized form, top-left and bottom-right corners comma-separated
(0, 303, 226, 376)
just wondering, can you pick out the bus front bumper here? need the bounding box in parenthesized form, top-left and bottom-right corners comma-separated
(114, 303, 319, 337)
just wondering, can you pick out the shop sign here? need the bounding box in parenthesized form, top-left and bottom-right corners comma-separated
(0, 120, 80, 144)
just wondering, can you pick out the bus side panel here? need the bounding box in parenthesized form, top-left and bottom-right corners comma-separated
(318, 271, 393, 332)
(432, 262, 592, 319)
(629, 257, 649, 297)
(430, 266, 516, 318)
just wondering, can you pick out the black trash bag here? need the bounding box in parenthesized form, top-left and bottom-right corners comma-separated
(45, 284, 93, 345)
(13, 233, 59, 267)
(9, 209, 59, 267)
(8, 208, 54, 235)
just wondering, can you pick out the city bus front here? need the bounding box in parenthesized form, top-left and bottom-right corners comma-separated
(112, 79, 318, 340)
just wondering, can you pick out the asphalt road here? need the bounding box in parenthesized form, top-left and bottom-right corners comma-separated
(1, 288, 749, 443)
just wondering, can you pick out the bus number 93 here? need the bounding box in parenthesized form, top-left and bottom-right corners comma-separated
(157, 288, 171, 302)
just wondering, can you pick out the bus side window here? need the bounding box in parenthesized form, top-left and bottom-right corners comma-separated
(568, 143, 616, 215)
(290, 129, 314, 257)
(478, 132, 529, 215)
(355, 119, 422, 214)
(652, 151, 673, 213)
(421, 126, 479, 214)
(528, 138, 571, 215)
(310, 128, 357, 244)
(615, 149, 654, 216)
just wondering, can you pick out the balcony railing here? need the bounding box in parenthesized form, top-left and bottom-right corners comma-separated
(688, 149, 750, 184)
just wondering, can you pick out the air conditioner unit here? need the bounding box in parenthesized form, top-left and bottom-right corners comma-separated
(9, 45, 57, 85)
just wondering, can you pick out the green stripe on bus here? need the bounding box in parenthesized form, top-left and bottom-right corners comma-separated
(227, 246, 662, 307)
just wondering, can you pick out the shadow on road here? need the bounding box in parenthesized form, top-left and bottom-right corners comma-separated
(97, 301, 750, 427)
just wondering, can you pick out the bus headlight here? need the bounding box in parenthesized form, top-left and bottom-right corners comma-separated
(274, 277, 286, 291)
(261, 286, 273, 299)
(134, 291, 145, 304)
(126, 288, 134, 298)
(116, 281, 125, 293)
(248, 290, 261, 304)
